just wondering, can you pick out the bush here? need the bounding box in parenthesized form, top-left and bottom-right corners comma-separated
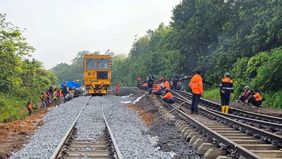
(252, 48, 282, 92)
(0, 93, 26, 122)
(203, 88, 221, 101)
(263, 91, 282, 109)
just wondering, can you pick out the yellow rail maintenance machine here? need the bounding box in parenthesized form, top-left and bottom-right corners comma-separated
(83, 54, 112, 95)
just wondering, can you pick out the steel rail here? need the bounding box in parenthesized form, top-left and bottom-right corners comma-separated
(102, 102, 123, 159)
(211, 109, 282, 132)
(172, 92, 282, 147)
(173, 91, 282, 132)
(170, 104, 262, 159)
(50, 96, 91, 159)
(174, 90, 282, 124)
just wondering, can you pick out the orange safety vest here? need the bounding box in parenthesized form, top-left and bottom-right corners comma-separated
(254, 92, 262, 101)
(155, 84, 161, 92)
(28, 103, 32, 109)
(163, 81, 171, 90)
(163, 92, 173, 99)
(189, 74, 203, 94)
(143, 83, 148, 87)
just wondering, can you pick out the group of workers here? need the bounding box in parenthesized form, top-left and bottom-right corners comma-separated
(239, 86, 263, 107)
(26, 84, 77, 116)
(137, 70, 264, 115)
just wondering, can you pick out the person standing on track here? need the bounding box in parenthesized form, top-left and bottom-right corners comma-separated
(189, 71, 204, 114)
(219, 72, 233, 114)
(115, 81, 121, 96)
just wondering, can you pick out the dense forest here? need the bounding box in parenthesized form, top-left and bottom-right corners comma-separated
(111, 0, 282, 108)
(51, 0, 282, 108)
(0, 14, 56, 122)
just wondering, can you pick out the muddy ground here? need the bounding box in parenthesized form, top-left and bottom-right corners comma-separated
(0, 110, 46, 158)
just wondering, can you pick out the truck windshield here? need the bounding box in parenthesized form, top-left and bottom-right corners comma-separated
(86, 59, 98, 69)
(98, 59, 109, 69)
(86, 59, 109, 70)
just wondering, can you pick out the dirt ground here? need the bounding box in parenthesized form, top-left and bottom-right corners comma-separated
(0, 109, 47, 158)
(125, 87, 157, 126)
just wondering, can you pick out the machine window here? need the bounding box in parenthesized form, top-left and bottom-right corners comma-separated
(98, 59, 109, 69)
(86, 59, 98, 69)
(97, 71, 108, 79)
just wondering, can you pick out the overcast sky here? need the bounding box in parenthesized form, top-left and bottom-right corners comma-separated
(0, 0, 181, 69)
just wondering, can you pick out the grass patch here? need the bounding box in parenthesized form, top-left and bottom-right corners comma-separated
(203, 88, 220, 101)
(0, 93, 40, 122)
(262, 91, 282, 109)
(0, 93, 27, 122)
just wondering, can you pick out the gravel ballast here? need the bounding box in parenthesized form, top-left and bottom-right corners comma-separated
(11, 96, 89, 159)
(11, 87, 198, 159)
(103, 95, 172, 159)
(147, 120, 202, 159)
(75, 97, 105, 140)
(128, 88, 202, 159)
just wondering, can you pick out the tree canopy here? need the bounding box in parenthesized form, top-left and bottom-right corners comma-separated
(0, 13, 57, 121)
(111, 0, 282, 107)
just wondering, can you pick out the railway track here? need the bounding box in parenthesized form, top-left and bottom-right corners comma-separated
(166, 91, 282, 159)
(173, 90, 282, 133)
(50, 97, 123, 159)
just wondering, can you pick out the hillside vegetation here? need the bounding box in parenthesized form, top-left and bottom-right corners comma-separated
(111, 0, 282, 108)
(0, 14, 56, 122)
(50, 0, 282, 108)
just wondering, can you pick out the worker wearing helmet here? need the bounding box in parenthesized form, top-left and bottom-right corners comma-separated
(219, 72, 233, 114)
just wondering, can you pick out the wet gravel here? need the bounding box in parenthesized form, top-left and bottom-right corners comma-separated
(10, 96, 89, 159)
(147, 120, 202, 159)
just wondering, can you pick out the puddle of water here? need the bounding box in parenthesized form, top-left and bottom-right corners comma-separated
(121, 101, 131, 104)
(120, 94, 133, 98)
(132, 94, 145, 104)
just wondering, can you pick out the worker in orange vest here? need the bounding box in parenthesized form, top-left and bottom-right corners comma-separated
(142, 82, 148, 90)
(161, 89, 175, 104)
(251, 90, 263, 107)
(162, 79, 171, 91)
(115, 81, 121, 96)
(151, 82, 162, 95)
(219, 72, 233, 114)
(189, 71, 203, 114)
(26, 98, 33, 116)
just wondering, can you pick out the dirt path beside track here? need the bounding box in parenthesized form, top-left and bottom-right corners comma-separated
(0, 110, 47, 158)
